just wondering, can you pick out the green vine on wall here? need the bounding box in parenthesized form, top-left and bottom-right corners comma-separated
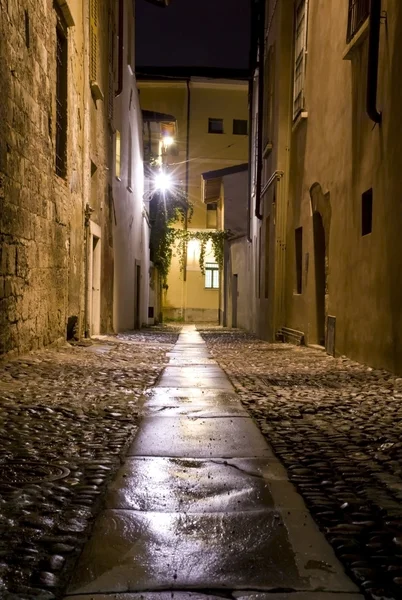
(149, 186, 191, 288)
(149, 186, 229, 287)
(171, 229, 229, 275)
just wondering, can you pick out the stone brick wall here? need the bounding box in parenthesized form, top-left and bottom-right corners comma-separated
(0, 0, 149, 355)
(0, 0, 81, 355)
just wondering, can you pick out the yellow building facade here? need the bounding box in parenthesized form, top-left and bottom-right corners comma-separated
(138, 74, 248, 322)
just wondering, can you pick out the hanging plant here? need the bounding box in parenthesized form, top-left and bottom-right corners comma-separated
(149, 185, 192, 288)
(169, 229, 230, 275)
(150, 181, 230, 285)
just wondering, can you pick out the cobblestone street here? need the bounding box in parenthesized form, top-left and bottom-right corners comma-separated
(199, 328, 402, 600)
(0, 328, 178, 599)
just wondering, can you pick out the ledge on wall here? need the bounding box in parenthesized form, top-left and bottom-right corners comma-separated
(55, 0, 74, 27)
(343, 18, 369, 60)
(90, 81, 104, 103)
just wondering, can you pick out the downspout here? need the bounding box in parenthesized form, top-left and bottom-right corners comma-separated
(247, 0, 258, 242)
(184, 79, 191, 282)
(246, 80, 253, 242)
(255, 0, 265, 220)
(366, 0, 382, 124)
(82, 0, 91, 338)
(116, 0, 124, 97)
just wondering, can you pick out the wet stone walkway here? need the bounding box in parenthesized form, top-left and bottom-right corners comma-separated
(198, 328, 402, 600)
(0, 328, 178, 599)
(64, 325, 362, 600)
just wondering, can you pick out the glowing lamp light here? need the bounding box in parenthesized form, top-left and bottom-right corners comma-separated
(163, 136, 174, 148)
(154, 171, 172, 193)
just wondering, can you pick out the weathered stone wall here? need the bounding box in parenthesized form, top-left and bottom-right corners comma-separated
(0, 0, 148, 355)
(0, 1, 73, 354)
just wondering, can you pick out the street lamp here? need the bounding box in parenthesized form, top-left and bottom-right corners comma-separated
(154, 171, 172, 193)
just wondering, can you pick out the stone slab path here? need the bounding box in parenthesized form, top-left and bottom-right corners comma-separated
(63, 326, 362, 600)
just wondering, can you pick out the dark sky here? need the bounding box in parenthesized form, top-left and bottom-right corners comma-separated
(135, 0, 250, 69)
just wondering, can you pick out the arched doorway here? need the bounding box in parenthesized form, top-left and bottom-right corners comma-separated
(310, 183, 331, 348)
(313, 212, 326, 346)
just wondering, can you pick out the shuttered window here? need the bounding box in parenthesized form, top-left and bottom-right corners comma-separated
(90, 0, 99, 82)
(293, 0, 308, 120)
(108, 7, 115, 121)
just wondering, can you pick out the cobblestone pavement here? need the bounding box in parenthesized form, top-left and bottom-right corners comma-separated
(199, 328, 402, 600)
(0, 328, 179, 600)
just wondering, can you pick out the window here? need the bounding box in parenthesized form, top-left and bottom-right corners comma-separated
(127, 11, 134, 71)
(295, 227, 303, 294)
(25, 10, 30, 48)
(362, 188, 373, 236)
(108, 8, 115, 122)
(56, 24, 68, 178)
(264, 216, 270, 299)
(293, 0, 307, 120)
(206, 202, 217, 228)
(115, 130, 121, 179)
(90, 0, 99, 82)
(208, 118, 224, 134)
(263, 44, 275, 147)
(127, 125, 132, 191)
(205, 263, 219, 289)
(347, 0, 370, 43)
(233, 119, 248, 135)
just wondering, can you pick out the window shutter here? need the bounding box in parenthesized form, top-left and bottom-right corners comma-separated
(108, 8, 115, 121)
(90, 0, 98, 82)
(293, 0, 308, 119)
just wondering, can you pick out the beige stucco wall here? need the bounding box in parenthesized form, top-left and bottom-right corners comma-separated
(260, 0, 402, 373)
(138, 79, 248, 322)
(112, 0, 149, 332)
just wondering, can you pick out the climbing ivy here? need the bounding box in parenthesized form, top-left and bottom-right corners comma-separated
(171, 229, 228, 275)
(149, 186, 229, 286)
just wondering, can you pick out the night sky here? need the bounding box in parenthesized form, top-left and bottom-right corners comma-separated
(135, 0, 251, 70)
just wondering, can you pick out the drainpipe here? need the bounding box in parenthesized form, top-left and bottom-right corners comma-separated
(255, 0, 265, 220)
(82, 0, 91, 338)
(246, 79, 253, 242)
(366, 0, 382, 124)
(116, 0, 124, 97)
(84, 204, 93, 337)
(247, 0, 258, 242)
(183, 79, 191, 284)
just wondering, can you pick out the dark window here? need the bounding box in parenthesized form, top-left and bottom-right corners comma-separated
(233, 119, 248, 135)
(362, 188, 373, 236)
(293, 0, 307, 119)
(206, 202, 217, 228)
(208, 118, 224, 134)
(108, 8, 115, 122)
(25, 10, 30, 48)
(127, 124, 132, 191)
(347, 0, 370, 43)
(295, 227, 303, 294)
(56, 26, 68, 178)
(264, 216, 270, 298)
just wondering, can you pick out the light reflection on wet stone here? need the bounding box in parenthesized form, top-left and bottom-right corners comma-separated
(0, 329, 178, 597)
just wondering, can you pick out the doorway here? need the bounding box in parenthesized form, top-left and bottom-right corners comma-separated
(232, 274, 238, 328)
(135, 262, 141, 329)
(313, 212, 326, 346)
(91, 235, 101, 335)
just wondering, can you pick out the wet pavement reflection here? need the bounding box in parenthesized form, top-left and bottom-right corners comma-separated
(64, 326, 362, 600)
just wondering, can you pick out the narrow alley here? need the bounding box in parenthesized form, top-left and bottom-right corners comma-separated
(2, 0, 402, 599)
(2, 325, 402, 599)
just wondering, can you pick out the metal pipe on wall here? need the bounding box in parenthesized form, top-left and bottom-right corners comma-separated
(255, 0, 265, 221)
(366, 0, 382, 124)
